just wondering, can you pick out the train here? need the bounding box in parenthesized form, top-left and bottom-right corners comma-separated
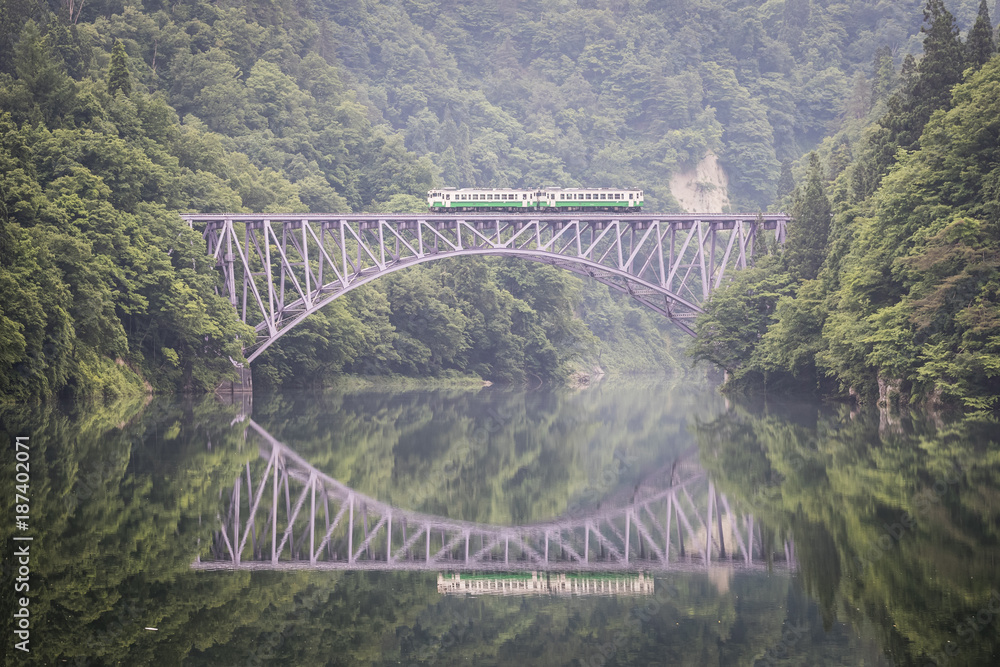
(427, 187, 644, 212)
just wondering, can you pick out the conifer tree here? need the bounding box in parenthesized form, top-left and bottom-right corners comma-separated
(870, 45, 896, 106)
(14, 20, 74, 124)
(910, 0, 964, 129)
(966, 0, 995, 70)
(784, 153, 830, 281)
(882, 2, 964, 153)
(899, 53, 917, 87)
(108, 40, 130, 96)
(777, 159, 794, 199)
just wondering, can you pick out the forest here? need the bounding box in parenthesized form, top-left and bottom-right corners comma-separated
(0, 0, 998, 408)
(690, 1, 1000, 411)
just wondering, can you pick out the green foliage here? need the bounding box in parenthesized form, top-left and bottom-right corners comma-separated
(784, 152, 832, 281)
(5, 0, 996, 398)
(695, 11, 1000, 411)
(965, 0, 996, 68)
(107, 40, 129, 95)
(884, 0, 966, 153)
(689, 258, 795, 379)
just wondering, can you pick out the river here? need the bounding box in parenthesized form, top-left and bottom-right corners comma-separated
(1, 380, 997, 665)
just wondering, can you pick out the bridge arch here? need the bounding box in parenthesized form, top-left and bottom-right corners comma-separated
(183, 213, 787, 362)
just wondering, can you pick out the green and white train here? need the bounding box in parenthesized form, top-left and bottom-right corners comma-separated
(427, 187, 644, 212)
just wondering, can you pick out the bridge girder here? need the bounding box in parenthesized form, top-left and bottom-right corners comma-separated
(181, 213, 788, 361)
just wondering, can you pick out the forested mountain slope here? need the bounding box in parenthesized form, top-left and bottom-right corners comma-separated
(692, 1, 1000, 411)
(1, 0, 990, 399)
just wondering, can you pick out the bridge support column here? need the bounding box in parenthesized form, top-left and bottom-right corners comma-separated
(216, 365, 252, 395)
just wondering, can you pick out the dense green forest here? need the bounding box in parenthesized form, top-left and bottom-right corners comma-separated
(691, 1, 1000, 411)
(1, 0, 997, 402)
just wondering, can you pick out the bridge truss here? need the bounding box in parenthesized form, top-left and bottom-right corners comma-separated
(194, 420, 795, 574)
(182, 213, 788, 361)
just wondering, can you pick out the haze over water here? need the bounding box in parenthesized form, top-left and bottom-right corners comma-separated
(2, 379, 998, 666)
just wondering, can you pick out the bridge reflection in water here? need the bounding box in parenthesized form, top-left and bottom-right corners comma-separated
(194, 419, 795, 578)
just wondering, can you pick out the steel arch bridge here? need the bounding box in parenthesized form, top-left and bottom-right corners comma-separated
(193, 419, 796, 574)
(182, 213, 788, 361)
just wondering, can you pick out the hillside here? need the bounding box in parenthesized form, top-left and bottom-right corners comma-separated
(2, 0, 992, 398)
(691, 0, 1000, 411)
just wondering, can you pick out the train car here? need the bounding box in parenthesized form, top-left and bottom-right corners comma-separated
(428, 187, 644, 212)
(538, 188, 643, 212)
(428, 187, 537, 212)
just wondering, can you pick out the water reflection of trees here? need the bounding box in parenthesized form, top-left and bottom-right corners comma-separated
(694, 401, 1000, 667)
(0, 387, 938, 665)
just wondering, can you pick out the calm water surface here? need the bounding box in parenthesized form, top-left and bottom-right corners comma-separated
(1, 380, 998, 666)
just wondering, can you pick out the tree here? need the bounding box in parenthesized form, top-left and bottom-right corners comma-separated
(107, 40, 130, 96)
(783, 153, 831, 282)
(776, 159, 794, 199)
(689, 262, 795, 380)
(884, 0, 964, 152)
(870, 45, 896, 107)
(965, 0, 995, 70)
